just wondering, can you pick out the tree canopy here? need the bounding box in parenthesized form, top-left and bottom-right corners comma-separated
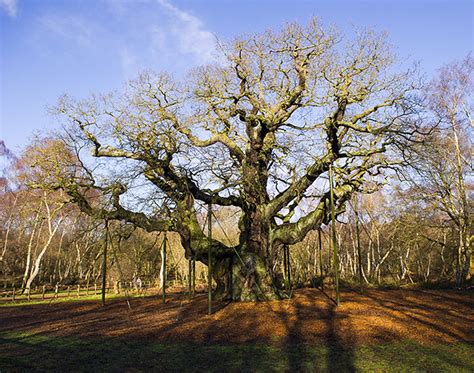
(30, 19, 427, 300)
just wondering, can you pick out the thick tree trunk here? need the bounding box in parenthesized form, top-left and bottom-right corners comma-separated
(226, 203, 281, 301)
(195, 207, 282, 302)
(208, 134, 282, 302)
(211, 251, 280, 302)
(174, 172, 282, 301)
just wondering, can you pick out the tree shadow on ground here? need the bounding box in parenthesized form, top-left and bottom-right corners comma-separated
(319, 288, 356, 373)
(1, 288, 473, 371)
(362, 291, 473, 342)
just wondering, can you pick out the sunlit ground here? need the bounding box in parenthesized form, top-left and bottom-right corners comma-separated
(1, 288, 473, 372)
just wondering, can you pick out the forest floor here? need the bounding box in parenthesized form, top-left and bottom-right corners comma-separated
(0, 287, 473, 372)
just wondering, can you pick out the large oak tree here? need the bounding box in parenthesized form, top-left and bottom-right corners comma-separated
(33, 20, 423, 301)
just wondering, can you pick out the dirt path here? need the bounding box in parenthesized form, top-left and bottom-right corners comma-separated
(1, 288, 473, 345)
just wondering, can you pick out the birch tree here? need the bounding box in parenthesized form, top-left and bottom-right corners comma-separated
(409, 55, 473, 286)
(23, 192, 65, 293)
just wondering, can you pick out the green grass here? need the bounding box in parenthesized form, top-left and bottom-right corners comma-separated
(1, 331, 472, 372)
(0, 291, 149, 307)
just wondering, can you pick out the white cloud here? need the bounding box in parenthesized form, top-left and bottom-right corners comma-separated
(39, 14, 97, 48)
(0, 0, 17, 18)
(103, 0, 133, 17)
(119, 46, 139, 78)
(36, 0, 217, 80)
(155, 0, 217, 64)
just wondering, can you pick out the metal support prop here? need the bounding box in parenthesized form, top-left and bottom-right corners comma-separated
(354, 198, 363, 293)
(318, 228, 324, 290)
(207, 202, 212, 315)
(102, 220, 108, 306)
(329, 165, 340, 306)
(162, 231, 167, 303)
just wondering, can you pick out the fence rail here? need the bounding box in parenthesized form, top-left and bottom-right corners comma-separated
(0, 281, 155, 303)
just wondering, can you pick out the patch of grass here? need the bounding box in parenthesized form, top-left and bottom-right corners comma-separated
(417, 280, 456, 289)
(0, 291, 150, 307)
(1, 331, 472, 372)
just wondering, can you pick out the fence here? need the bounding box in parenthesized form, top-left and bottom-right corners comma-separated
(0, 280, 154, 303)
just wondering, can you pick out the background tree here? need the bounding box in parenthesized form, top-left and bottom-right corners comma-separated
(407, 55, 473, 286)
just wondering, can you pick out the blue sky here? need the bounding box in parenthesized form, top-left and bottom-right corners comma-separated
(1, 0, 472, 154)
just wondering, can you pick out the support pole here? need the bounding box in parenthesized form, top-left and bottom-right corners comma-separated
(102, 220, 108, 306)
(192, 256, 196, 297)
(162, 231, 167, 303)
(188, 258, 192, 299)
(354, 198, 363, 293)
(329, 165, 340, 306)
(286, 245, 291, 291)
(318, 228, 324, 291)
(207, 202, 212, 315)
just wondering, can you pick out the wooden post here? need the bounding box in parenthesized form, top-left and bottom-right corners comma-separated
(162, 231, 167, 303)
(354, 198, 363, 293)
(329, 165, 340, 306)
(55, 283, 59, 299)
(77, 284, 80, 297)
(188, 258, 192, 299)
(12, 286, 15, 302)
(283, 245, 291, 291)
(327, 229, 331, 272)
(101, 220, 109, 306)
(67, 286, 70, 297)
(42, 285, 46, 300)
(207, 202, 212, 315)
(318, 229, 324, 290)
(191, 256, 196, 298)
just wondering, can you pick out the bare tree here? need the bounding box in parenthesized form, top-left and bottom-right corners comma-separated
(31, 20, 424, 301)
(23, 191, 65, 293)
(408, 55, 473, 286)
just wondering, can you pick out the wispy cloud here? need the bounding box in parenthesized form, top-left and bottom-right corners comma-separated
(119, 46, 139, 78)
(104, 0, 149, 17)
(156, 0, 216, 64)
(0, 0, 17, 18)
(39, 14, 97, 48)
(112, 0, 218, 77)
(35, 0, 217, 80)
